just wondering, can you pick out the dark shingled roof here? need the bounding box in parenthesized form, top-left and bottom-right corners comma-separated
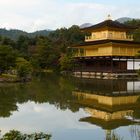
(81, 20, 137, 31)
(72, 39, 140, 47)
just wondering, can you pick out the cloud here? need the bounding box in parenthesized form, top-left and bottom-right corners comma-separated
(0, 0, 39, 6)
(0, 0, 139, 32)
(0, 102, 94, 134)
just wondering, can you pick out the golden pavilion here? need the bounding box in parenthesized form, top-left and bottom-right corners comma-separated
(71, 16, 140, 78)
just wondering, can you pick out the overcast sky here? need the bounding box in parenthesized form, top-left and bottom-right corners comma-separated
(0, 0, 140, 32)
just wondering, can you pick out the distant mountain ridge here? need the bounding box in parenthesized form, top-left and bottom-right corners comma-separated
(116, 17, 134, 23)
(0, 28, 52, 40)
(80, 23, 93, 29)
(0, 17, 139, 40)
(79, 17, 135, 29)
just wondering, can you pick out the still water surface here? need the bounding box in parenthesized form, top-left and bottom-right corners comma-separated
(0, 73, 140, 140)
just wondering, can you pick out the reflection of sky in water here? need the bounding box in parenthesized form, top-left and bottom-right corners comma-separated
(0, 77, 140, 140)
(0, 102, 102, 140)
(127, 81, 140, 92)
(0, 101, 139, 140)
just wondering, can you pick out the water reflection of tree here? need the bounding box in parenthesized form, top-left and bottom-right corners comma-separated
(0, 73, 80, 118)
(106, 130, 123, 140)
(129, 125, 140, 140)
(0, 85, 18, 117)
(0, 74, 140, 140)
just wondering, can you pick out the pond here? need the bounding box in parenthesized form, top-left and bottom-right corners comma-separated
(0, 73, 140, 140)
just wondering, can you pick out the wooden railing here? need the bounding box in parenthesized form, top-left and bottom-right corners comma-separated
(74, 67, 136, 73)
(85, 35, 133, 42)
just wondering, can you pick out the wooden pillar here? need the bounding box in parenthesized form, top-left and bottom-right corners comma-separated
(105, 57, 106, 72)
(127, 58, 128, 72)
(119, 57, 120, 73)
(111, 57, 113, 73)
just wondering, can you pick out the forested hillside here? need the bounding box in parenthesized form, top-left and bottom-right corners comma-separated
(0, 28, 51, 40)
(124, 19, 140, 42)
(0, 19, 140, 77)
(0, 25, 85, 76)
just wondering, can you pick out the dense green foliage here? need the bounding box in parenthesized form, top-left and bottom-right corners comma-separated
(16, 57, 32, 81)
(124, 19, 140, 75)
(0, 21, 140, 76)
(0, 28, 51, 40)
(0, 25, 84, 78)
(59, 54, 74, 71)
(0, 130, 51, 140)
(17, 25, 84, 71)
(0, 45, 17, 73)
(124, 19, 140, 42)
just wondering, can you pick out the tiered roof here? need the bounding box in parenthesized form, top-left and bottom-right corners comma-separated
(72, 39, 140, 48)
(81, 19, 137, 32)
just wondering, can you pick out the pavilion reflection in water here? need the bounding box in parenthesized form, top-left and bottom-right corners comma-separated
(73, 79, 140, 139)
